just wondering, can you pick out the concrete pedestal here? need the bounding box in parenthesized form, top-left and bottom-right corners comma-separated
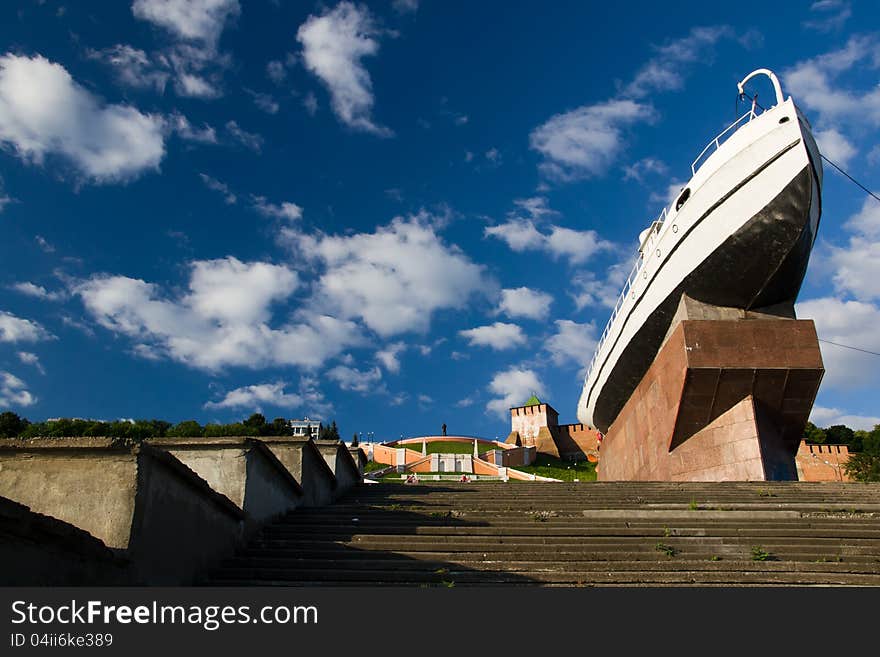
(598, 315, 824, 481)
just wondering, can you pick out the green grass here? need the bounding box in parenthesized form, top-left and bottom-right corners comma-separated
(514, 455, 597, 482)
(750, 546, 774, 561)
(364, 461, 389, 473)
(395, 440, 499, 454)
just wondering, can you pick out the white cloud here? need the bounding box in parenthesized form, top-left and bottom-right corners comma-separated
(376, 341, 406, 373)
(204, 381, 303, 411)
(651, 179, 688, 206)
(824, 197, 880, 301)
(246, 89, 280, 114)
(486, 367, 545, 418)
(74, 258, 362, 371)
(225, 120, 263, 152)
(512, 196, 557, 219)
(530, 99, 654, 180)
(132, 0, 240, 47)
(392, 0, 419, 14)
(186, 258, 298, 324)
(459, 322, 526, 351)
(814, 127, 856, 166)
(35, 236, 55, 253)
(0, 176, 10, 212)
(623, 157, 668, 182)
(129, 2, 239, 99)
(297, 2, 391, 136)
(0, 371, 36, 407)
(810, 405, 880, 431)
(570, 261, 631, 310)
(544, 319, 597, 368)
(485, 196, 615, 264)
(326, 364, 384, 394)
(86, 44, 170, 92)
(783, 36, 880, 127)
(0, 311, 51, 343)
(251, 196, 302, 221)
(169, 112, 217, 143)
(531, 26, 744, 182)
(484, 219, 544, 251)
(796, 297, 880, 389)
(266, 60, 287, 84)
(16, 351, 45, 375)
(175, 70, 221, 98)
(803, 1, 851, 32)
(496, 287, 552, 320)
(282, 212, 490, 337)
(199, 173, 236, 204)
(0, 54, 166, 183)
(485, 147, 501, 164)
(622, 26, 734, 99)
(828, 236, 880, 301)
(10, 282, 65, 302)
(485, 220, 614, 265)
(844, 196, 880, 239)
(302, 92, 319, 116)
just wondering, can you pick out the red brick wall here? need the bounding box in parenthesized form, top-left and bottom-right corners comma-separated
(795, 441, 851, 482)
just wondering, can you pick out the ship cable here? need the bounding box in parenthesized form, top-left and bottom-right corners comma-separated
(819, 155, 880, 204)
(818, 339, 880, 358)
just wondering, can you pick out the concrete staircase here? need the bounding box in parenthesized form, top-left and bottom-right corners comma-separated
(206, 481, 880, 586)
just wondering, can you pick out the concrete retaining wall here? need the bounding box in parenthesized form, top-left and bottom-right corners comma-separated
(149, 437, 303, 529)
(0, 438, 245, 584)
(314, 440, 360, 498)
(0, 495, 129, 586)
(261, 437, 337, 507)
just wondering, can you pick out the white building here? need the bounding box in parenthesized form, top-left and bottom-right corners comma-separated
(288, 418, 320, 438)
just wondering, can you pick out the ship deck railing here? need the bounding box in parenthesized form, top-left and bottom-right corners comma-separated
(585, 212, 664, 381)
(691, 108, 757, 175)
(584, 106, 763, 391)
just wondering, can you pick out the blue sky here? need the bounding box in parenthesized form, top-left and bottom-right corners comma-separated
(1, 0, 879, 440)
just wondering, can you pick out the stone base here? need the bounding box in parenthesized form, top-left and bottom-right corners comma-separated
(598, 315, 824, 481)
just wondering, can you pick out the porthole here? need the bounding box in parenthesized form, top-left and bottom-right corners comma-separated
(643, 271, 648, 279)
(656, 248, 661, 258)
(675, 188, 691, 211)
(779, 116, 790, 124)
(672, 224, 678, 233)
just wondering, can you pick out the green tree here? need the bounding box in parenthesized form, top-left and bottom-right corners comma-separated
(825, 424, 854, 447)
(0, 411, 27, 437)
(167, 420, 204, 437)
(844, 425, 880, 482)
(270, 417, 292, 436)
(244, 413, 266, 430)
(803, 422, 826, 444)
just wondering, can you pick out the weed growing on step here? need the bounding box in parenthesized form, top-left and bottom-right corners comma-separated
(815, 556, 844, 563)
(750, 546, 773, 561)
(441, 580, 455, 588)
(655, 542, 676, 557)
(757, 489, 776, 498)
(709, 555, 720, 561)
(689, 499, 699, 511)
(663, 526, 672, 537)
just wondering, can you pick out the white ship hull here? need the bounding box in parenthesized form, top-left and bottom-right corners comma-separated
(578, 93, 823, 434)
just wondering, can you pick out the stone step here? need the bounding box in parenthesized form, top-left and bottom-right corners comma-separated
(205, 567, 880, 586)
(259, 526, 880, 539)
(208, 482, 880, 586)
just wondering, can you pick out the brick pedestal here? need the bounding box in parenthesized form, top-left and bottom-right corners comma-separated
(598, 318, 824, 481)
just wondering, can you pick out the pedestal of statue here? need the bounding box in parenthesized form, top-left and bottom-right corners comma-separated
(597, 296, 824, 481)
